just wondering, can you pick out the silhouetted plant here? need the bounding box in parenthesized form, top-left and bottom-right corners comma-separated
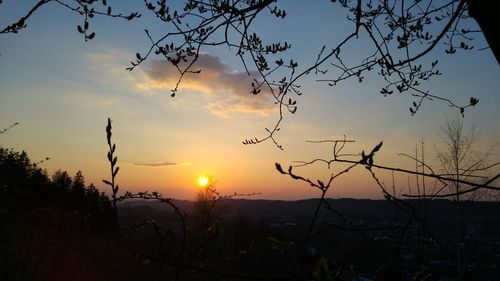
(191, 184, 222, 256)
(275, 139, 409, 279)
(274, 134, 499, 280)
(123, 0, 492, 147)
(102, 118, 299, 280)
(0, 1, 140, 39)
(0, 122, 19, 135)
(2, 2, 497, 147)
(95, 116, 500, 279)
(103, 117, 120, 228)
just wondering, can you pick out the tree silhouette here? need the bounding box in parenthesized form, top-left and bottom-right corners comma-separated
(1, 0, 497, 147)
(0, 145, 118, 280)
(0, 145, 114, 221)
(51, 169, 72, 190)
(434, 117, 498, 280)
(436, 117, 496, 201)
(274, 134, 499, 280)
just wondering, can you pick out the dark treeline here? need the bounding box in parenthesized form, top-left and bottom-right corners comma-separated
(0, 147, 113, 228)
(0, 147, 122, 281)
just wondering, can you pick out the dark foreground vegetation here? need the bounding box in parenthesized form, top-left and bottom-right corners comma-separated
(0, 147, 122, 281)
(1, 146, 499, 281)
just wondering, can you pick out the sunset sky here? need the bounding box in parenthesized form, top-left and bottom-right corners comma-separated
(1, 1, 499, 200)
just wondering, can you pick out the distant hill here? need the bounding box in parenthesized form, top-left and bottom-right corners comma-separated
(118, 197, 500, 224)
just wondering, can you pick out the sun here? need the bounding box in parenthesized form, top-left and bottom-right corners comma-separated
(198, 176, 209, 188)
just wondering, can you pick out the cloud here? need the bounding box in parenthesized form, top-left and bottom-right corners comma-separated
(138, 53, 276, 116)
(134, 162, 191, 167)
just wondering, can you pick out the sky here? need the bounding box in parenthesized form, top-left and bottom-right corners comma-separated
(1, 1, 499, 200)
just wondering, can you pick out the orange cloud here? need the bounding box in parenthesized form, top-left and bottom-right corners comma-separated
(138, 53, 276, 116)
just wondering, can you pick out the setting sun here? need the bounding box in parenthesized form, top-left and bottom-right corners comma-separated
(198, 176, 209, 187)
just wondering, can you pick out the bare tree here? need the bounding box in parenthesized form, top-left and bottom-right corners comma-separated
(435, 116, 500, 201)
(435, 116, 498, 280)
(438, 117, 474, 200)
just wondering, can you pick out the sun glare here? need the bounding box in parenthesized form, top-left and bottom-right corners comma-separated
(198, 176, 209, 187)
